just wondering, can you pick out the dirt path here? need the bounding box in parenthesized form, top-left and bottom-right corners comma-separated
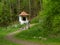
(5, 24, 42, 45)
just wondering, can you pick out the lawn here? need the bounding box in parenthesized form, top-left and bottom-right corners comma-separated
(15, 23, 60, 45)
(0, 23, 22, 45)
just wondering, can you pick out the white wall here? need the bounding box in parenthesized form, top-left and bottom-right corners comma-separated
(19, 16, 29, 25)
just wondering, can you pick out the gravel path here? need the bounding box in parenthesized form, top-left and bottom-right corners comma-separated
(5, 24, 43, 45)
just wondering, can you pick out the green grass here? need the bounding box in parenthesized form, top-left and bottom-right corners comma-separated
(14, 0, 60, 45)
(15, 23, 60, 45)
(0, 23, 22, 45)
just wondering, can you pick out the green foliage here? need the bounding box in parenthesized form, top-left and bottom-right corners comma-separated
(32, 0, 60, 35)
(0, 0, 41, 26)
(15, 0, 60, 42)
(42, 0, 60, 35)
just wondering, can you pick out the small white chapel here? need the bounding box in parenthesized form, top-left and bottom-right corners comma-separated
(19, 11, 29, 25)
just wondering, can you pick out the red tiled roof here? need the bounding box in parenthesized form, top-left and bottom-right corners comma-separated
(19, 11, 29, 16)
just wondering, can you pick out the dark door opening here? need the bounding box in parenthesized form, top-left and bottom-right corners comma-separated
(22, 17, 26, 21)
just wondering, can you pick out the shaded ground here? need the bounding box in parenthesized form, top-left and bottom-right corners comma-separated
(5, 24, 42, 45)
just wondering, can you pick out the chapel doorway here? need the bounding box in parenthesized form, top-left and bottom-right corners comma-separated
(22, 17, 26, 21)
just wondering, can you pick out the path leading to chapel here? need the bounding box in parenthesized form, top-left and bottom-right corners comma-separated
(5, 24, 43, 45)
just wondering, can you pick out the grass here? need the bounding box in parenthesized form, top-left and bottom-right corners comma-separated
(0, 23, 22, 45)
(12, 0, 60, 45)
(15, 23, 60, 45)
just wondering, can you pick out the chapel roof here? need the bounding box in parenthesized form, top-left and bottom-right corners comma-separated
(19, 11, 29, 16)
